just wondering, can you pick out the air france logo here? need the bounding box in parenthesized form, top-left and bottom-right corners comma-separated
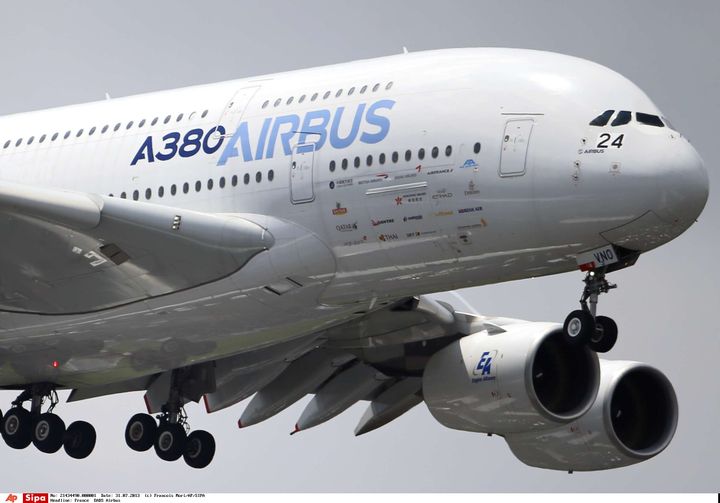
(472, 350, 497, 383)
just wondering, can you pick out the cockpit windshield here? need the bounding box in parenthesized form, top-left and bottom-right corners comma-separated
(589, 110, 666, 128)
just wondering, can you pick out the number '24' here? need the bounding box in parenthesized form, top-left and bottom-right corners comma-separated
(596, 133, 624, 149)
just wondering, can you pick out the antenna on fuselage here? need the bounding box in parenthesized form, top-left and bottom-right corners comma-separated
(105, 92, 111, 100)
(402, 46, 409, 54)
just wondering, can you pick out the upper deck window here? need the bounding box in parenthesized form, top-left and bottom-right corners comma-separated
(636, 112, 664, 127)
(611, 111, 632, 126)
(589, 110, 614, 126)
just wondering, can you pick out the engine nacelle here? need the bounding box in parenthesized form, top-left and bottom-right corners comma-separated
(504, 360, 678, 471)
(423, 323, 600, 434)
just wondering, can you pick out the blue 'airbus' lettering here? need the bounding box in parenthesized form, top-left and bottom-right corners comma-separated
(217, 99, 395, 166)
(130, 100, 395, 166)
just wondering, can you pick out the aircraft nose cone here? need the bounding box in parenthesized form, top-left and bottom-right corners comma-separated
(656, 139, 709, 228)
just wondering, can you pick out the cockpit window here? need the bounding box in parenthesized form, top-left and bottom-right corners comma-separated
(662, 117, 676, 130)
(589, 110, 614, 126)
(611, 110, 632, 126)
(636, 112, 665, 127)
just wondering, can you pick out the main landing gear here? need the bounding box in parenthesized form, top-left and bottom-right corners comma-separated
(563, 270, 619, 353)
(125, 405, 215, 469)
(0, 385, 96, 459)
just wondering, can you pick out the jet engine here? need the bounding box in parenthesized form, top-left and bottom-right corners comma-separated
(504, 360, 678, 471)
(423, 323, 600, 434)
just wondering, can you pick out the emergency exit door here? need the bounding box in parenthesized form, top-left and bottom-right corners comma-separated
(290, 144, 315, 204)
(500, 119, 533, 176)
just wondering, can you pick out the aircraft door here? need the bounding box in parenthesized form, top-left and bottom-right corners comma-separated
(500, 119, 533, 176)
(216, 86, 261, 132)
(290, 144, 315, 204)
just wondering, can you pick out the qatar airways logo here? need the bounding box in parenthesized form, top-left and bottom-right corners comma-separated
(217, 99, 395, 166)
(472, 350, 497, 383)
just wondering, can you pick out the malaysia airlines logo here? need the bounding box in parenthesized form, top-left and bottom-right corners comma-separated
(472, 350, 497, 383)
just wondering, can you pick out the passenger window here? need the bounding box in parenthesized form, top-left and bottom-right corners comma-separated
(311, 93, 318, 101)
(171, 184, 177, 196)
(342, 158, 348, 170)
(348, 87, 355, 96)
(299, 95, 306, 103)
(207, 179, 213, 190)
(589, 110, 614, 127)
(177, 114, 184, 122)
(158, 186, 165, 198)
(164, 116, 171, 124)
(219, 177, 226, 188)
(636, 112, 664, 127)
(262, 100, 269, 109)
(120, 192, 127, 199)
(256, 172, 262, 183)
(126, 122, 133, 130)
(366, 154, 372, 166)
(51, 133, 58, 141)
(138, 120, 145, 128)
(232, 175, 238, 187)
(145, 188, 152, 200)
(201, 110, 209, 118)
(133, 190, 139, 201)
(431, 146, 439, 158)
(268, 170, 274, 181)
(329, 160, 336, 172)
(39, 134, 46, 143)
(418, 148, 425, 160)
(195, 180, 201, 192)
(404, 150, 411, 162)
(379, 153, 386, 164)
(372, 83, 380, 92)
(89, 127, 96, 136)
(611, 111, 631, 126)
(183, 182, 189, 194)
(391, 151, 399, 163)
(244, 173, 250, 184)
(360, 85, 367, 94)
(354, 156, 360, 168)
(286, 97, 294, 105)
(102, 125, 109, 134)
(151, 118, 158, 126)
(3, 140, 9, 149)
(474, 142, 481, 154)
(445, 145, 452, 157)
(274, 98, 281, 107)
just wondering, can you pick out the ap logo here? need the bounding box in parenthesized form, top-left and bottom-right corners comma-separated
(6, 495, 17, 503)
(473, 350, 498, 380)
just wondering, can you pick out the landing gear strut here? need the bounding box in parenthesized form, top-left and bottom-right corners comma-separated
(563, 270, 618, 353)
(0, 384, 96, 458)
(125, 372, 216, 468)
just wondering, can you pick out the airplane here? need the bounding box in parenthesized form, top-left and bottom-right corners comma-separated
(0, 48, 708, 471)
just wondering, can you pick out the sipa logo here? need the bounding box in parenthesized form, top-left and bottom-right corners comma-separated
(472, 350, 498, 382)
(23, 495, 48, 503)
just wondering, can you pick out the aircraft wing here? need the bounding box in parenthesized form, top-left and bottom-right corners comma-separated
(0, 181, 273, 314)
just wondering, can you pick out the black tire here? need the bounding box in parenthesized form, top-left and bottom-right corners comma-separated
(32, 412, 66, 453)
(1, 407, 32, 449)
(154, 422, 187, 462)
(125, 413, 157, 452)
(183, 430, 216, 469)
(563, 309, 595, 346)
(589, 315, 618, 353)
(63, 421, 97, 459)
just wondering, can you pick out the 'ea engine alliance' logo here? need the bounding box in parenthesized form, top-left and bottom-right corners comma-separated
(472, 350, 498, 383)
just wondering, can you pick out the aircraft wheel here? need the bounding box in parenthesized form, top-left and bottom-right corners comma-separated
(125, 413, 157, 452)
(154, 422, 187, 462)
(183, 430, 216, 469)
(64, 421, 97, 459)
(1, 407, 33, 449)
(563, 310, 595, 346)
(589, 315, 618, 353)
(33, 412, 66, 453)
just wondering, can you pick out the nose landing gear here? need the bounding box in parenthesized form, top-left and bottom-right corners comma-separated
(563, 270, 618, 353)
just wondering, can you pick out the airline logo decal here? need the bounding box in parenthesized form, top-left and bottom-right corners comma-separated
(472, 350, 497, 383)
(131, 100, 395, 166)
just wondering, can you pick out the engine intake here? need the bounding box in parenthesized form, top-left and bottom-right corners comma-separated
(505, 360, 678, 471)
(423, 323, 600, 434)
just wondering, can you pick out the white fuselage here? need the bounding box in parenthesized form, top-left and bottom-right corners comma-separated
(0, 48, 707, 388)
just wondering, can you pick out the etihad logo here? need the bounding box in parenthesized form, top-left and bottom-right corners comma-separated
(431, 189, 453, 200)
(371, 218, 394, 227)
(332, 202, 348, 216)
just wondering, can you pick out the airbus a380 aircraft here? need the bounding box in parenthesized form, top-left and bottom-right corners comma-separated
(0, 48, 708, 471)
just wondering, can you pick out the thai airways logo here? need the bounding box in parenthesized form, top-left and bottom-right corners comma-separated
(472, 350, 498, 383)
